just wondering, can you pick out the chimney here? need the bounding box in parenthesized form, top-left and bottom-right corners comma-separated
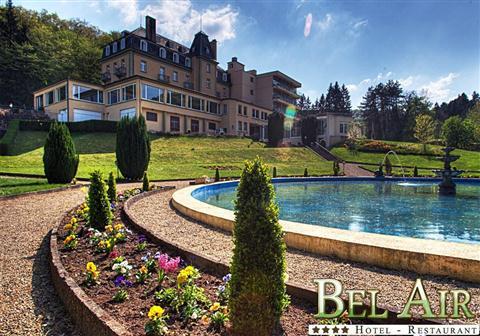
(210, 39, 217, 60)
(145, 16, 156, 42)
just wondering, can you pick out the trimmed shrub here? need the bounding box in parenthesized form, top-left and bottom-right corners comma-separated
(333, 161, 339, 176)
(267, 112, 284, 147)
(142, 171, 150, 192)
(304, 168, 308, 177)
(0, 119, 20, 155)
(273, 166, 277, 178)
(19, 119, 118, 133)
(88, 170, 112, 230)
(229, 157, 287, 336)
(384, 156, 392, 176)
(43, 122, 79, 183)
(413, 166, 419, 177)
(107, 172, 117, 203)
(214, 168, 220, 182)
(116, 115, 151, 180)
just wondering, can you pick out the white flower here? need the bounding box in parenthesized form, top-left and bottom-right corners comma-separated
(191, 312, 198, 320)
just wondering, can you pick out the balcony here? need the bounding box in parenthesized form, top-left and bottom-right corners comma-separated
(273, 94, 296, 106)
(101, 71, 111, 83)
(183, 81, 194, 89)
(114, 65, 126, 78)
(158, 74, 170, 83)
(273, 82, 300, 98)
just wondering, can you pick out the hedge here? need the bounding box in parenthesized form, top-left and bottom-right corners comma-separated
(0, 120, 20, 155)
(19, 120, 118, 133)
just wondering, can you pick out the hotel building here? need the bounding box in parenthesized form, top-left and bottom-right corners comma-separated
(33, 16, 301, 140)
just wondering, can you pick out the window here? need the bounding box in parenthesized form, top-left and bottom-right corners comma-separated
(122, 84, 136, 101)
(340, 123, 348, 134)
(188, 96, 204, 111)
(112, 42, 117, 53)
(140, 61, 147, 72)
(244, 122, 248, 133)
(36, 95, 43, 109)
(105, 45, 110, 56)
(159, 47, 166, 58)
(58, 109, 67, 122)
(238, 105, 242, 114)
(191, 119, 199, 132)
(56, 85, 66, 102)
(250, 77, 254, 83)
(172, 71, 178, 82)
(170, 116, 180, 132)
(206, 78, 211, 89)
(108, 89, 120, 104)
(45, 91, 54, 106)
(120, 108, 136, 119)
(222, 73, 227, 82)
(250, 89, 254, 95)
(141, 84, 164, 102)
(208, 122, 216, 131)
(185, 57, 191, 67)
(120, 38, 125, 49)
(167, 90, 184, 107)
(243, 106, 247, 115)
(238, 121, 242, 131)
(173, 52, 179, 63)
(223, 104, 228, 114)
(209, 102, 218, 114)
(206, 63, 211, 73)
(73, 85, 103, 103)
(146, 112, 158, 122)
(140, 39, 148, 52)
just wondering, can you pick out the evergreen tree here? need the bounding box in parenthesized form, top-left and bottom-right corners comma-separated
(43, 122, 79, 183)
(413, 166, 419, 177)
(142, 171, 150, 191)
(273, 166, 277, 178)
(304, 168, 308, 177)
(267, 112, 284, 147)
(88, 170, 112, 230)
(229, 158, 287, 336)
(340, 84, 352, 115)
(214, 167, 220, 182)
(300, 115, 318, 145)
(107, 172, 117, 203)
(116, 115, 151, 180)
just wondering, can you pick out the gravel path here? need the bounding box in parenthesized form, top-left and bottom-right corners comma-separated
(0, 182, 142, 336)
(343, 163, 373, 177)
(128, 185, 480, 323)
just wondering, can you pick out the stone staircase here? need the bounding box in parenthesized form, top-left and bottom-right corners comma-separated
(308, 142, 342, 162)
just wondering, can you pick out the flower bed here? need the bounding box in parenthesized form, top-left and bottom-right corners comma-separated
(347, 139, 443, 156)
(56, 188, 323, 335)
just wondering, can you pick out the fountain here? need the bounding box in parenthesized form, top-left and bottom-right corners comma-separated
(374, 150, 406, 179)
(433, 147, 463, 195)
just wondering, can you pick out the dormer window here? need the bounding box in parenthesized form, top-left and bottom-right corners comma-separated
(173, 52, 179, 63)
(159, 47, 166, 58)
(185, 57, 191, 67)
(105, 45, 110, 56)
(140, 39, 148, 52)
(120, 38, 125, 49)
(112, 42, 117, 53)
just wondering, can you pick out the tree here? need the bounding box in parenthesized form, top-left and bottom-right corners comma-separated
(414, 114, 436, 153)
(300, 115, 318, 145)
(214, 167, 220, 182)
(441, 116, 475, 149)
(43, 122, 79, 183)
(88, 170, 112, 230)
(340, 84, 352, 115)
(466, 102, 480, 142)
(229, 158, 287, 336)
(107, 172, 117, 203)
(116, 115, 151, 180)
(267, 112, 284, 147)
(142, 171, 150, 191)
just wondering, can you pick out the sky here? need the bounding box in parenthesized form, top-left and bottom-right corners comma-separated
(15, 0, 480, 108)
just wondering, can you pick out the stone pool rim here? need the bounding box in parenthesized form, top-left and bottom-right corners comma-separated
(172, 177, 480, 283)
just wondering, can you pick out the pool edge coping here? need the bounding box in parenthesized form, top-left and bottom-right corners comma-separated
(172, 177, 480, 284)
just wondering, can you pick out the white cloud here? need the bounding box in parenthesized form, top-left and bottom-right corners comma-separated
(317, 13, 333, 32)
(346, 84, 358, 92)
(88, 0, 102, 14)
(420, 73, 459, 103)
(107, 0, 139, 25)
(353, 19, 368, 30)
(140, 0, 238, 44)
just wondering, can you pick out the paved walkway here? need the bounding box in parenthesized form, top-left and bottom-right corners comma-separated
(342, 162, 373, 177)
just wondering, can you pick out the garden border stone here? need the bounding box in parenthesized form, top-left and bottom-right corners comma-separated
(0, 182, 85, 200)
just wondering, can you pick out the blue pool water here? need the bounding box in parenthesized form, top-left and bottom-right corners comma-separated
(192, 178, 480, 244)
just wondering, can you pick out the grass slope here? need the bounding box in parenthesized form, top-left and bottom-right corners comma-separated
(331, 140, 480, 172)
(0, 131, 331, 180)
(0, 177, 65, 196)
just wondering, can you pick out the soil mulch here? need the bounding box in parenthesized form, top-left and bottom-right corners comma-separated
(58, 194, 320, 336)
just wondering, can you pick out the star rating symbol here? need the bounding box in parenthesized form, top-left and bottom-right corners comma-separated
(342, 326, 349, 334)
(332, 326, 339, 334)
(312, 326, 320, 334)
(322, 325, 330, 334)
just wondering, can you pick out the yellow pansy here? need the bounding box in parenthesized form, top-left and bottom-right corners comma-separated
(71, 217, 78, 224)
(86, 262, 97, 272)
(140, 265, 148, 274)
(148, 306, 164, 320)
(177, 271, 188, 285)
(114, 223, 123, 231)
(64, 223, 73, 231)
(209, 302, 221, 312)
(183, 266, 195, 276)
(115, 232, 123, 240)
(105, 225, 113, 233)
(200, 315, 211, 325)
(64, 235, 75, 244)
(98, 240, 106, 249)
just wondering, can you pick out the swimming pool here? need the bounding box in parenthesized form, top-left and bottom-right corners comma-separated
(192, 178, 480, 244)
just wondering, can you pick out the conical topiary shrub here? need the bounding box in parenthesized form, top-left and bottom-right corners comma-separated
(43, 122, 79, 183)
(304, 167, 308, 177)
(273, 166, 277, 178)
(107, 172, 117, 203)
(229, 157, 287, 336)
(413, 166, 419, 177)
(214, 168, 220, 182)
(88, 170, 112, 230)
(142, 171, 150, 192)
(116, 115, 151, 180)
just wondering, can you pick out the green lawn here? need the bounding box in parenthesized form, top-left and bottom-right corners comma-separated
(331, 140, 480, 172)
(0, 131, 331, 180)
(0, 177, 65, 196)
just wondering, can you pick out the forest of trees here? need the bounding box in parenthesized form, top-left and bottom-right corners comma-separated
(297, 81, 352, 116)
(0, 0, 118, 107)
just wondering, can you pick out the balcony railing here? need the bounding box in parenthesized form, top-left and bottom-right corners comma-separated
(101, 71, 111, 83)
(183, 81, 194, 89)
(273, 94, 296, 105)
(114, 65, 126, 78)
(158, 74, 170, 83)
(273, 80, 297, 94)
